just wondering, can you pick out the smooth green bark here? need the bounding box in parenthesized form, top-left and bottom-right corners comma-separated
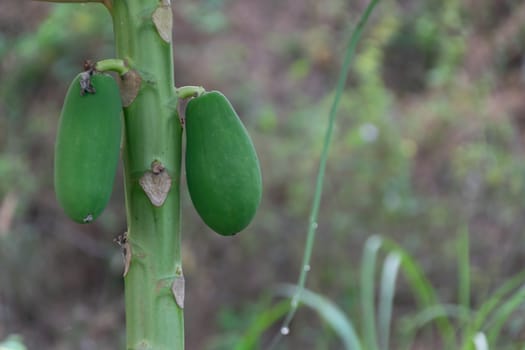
(39, 0, 183, 347)
(111, 1, 184, 349)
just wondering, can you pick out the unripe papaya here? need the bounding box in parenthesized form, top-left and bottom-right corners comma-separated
(185, 91, 262, 236)
(54, 73, 122, 223)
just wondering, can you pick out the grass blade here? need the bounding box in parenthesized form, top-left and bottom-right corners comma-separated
(404, 304, 470, 330)
(458, 226, 470, 312)
(460, 270, 525, 350)
(485, 285, 525, 346)
(277, 284, 363, 350)
(378, 252, 401, 350)
(381, 238, 456, 347)
(361, 236, 382, 350)
(234, 301, 290, 350)
(472, 332, 489, 350)
(0, 335, 27, 350)
(272, 2, 382, 346)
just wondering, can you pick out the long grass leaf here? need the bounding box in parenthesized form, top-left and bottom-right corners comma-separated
(234, 301, 290, 350)
(378, 252, 401, 350)
(458, 226, 470, 312)
(485, 285, 525, 346)
(277, 285, 363, 350)
(460, 270, 525, 350)
(404, 304, 470, 330)
(272, 0, 381, 347)
(381, 238, 456, 346)
(472, 332, 489, 350)
(361, 236, 382, 350)
(0, 335, 27, 350)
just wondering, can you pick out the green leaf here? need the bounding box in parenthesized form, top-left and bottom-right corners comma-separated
(472, 332, 488, 350)
(378, 252, 401, 350)
(485, 286, 525, 346)
(457, 226, 471, 312)
(0, 335, 27, 350)
(277, 285, 363, 350)
(274, 1, 382, 344)
(381, 238, 456, 347)
(460, 269, 525, 350)
(361, 236, 382, 350)
(234, 301, 290, 350)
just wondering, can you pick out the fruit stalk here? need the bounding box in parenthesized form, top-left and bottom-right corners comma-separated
(35, 0, 113, 9)
(95, 58, 129, 76)
(111, 1, 184, 349)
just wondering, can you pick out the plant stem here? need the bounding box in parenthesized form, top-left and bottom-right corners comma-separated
(111, 1, 183, 349)
(95, 58, 130, 76)
(176, 86, 205, 99)
(34, 0, 113, 10)
(34, 0, 101, 2)
(270, 1, 381, 346)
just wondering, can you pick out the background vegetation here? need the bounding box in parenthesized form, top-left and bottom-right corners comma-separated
(1, 0, 525, 349)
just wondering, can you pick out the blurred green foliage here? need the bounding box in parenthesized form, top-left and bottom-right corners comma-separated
(2, 0, 525, 349)
(0, 335, 27, 350)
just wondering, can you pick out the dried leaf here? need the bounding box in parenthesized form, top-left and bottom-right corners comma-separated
(172, 274, 185, 309)
(118, 70, 142, 107)
(82, 214, 94, 223)
(113, 232, 131, 277)
(152, 4, 173, 43)
(139, 167, 172, 207)
(122, 241, 131, 277)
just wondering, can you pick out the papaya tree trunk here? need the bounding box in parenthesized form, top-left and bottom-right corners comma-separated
(111, 1, 184, 349)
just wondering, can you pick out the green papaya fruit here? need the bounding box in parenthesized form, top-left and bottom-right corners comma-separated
(185, 91, 262, 236)
(54, 73, 122, 223)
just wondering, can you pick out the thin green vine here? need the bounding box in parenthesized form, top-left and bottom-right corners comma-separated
(269, 0, 381, 347)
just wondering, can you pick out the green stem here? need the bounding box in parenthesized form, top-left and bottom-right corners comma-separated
(95, 58, 130, 76)
(111, 1, 183, 350)
(34, 0, 101, 2)
(34, 0, 112, 10)
(176, 85, 205, 99)
(270, 0, 381, 347)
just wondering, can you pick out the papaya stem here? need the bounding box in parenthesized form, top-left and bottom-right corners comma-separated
(111, 1, 184, 349)
(95, 58, 130, 76)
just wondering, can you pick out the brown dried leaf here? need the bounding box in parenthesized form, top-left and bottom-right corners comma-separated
(122, 240, 131, 277)
(118, 70, 142, 107)
(139, 168, 172, 207)
(113, 232, 131, 277)
(152, 4, 173, 44)
(171, 274, 185, 309)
